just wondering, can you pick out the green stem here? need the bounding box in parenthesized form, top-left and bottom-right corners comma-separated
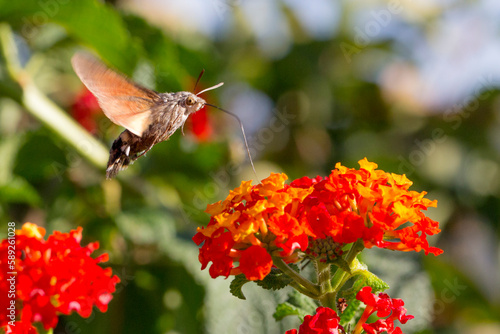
(316, 260, 336, 308)
(273, 257, 320, 297)
(331, 240, 365, 292)
(22, 82, 108, 168)
(346, 239, 365, 264)
(0, 23, 108, 169)
(289, 281, 320, 299)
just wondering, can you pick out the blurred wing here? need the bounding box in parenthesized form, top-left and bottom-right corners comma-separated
(71, 52, 160, 137)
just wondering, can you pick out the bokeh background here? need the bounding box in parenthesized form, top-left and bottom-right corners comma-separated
(1, 0, 499, 333)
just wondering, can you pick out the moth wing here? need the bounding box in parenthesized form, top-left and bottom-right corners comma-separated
(71, 52, 160, 137)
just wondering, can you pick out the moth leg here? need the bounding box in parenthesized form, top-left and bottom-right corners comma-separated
(135, 144, 155, 159)
(121, 145, 131, 156)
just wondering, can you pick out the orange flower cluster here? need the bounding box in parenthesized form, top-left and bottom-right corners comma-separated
(193, 159, 442, 281)
(193, 174, 313, 280)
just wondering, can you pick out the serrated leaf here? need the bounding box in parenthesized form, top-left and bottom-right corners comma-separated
(256, 267, 294, 291)
(274, 289, 319, 322)
(287, 289, 318, 318)
(362, 271, 389, 293)
(229, 274, 249, 300)
(273, 302, 303, 321)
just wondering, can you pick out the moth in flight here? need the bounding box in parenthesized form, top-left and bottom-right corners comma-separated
(72, 52, 254, 179)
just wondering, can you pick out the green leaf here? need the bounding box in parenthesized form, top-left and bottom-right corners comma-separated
(363, 271, 390, 293)
(273, 302, 303, 321)
(122, 14, 185, 91)
(0, 0, 139, 70)
(0, 133, 23, 183)
(287, 287, 319, 313)
(350, 262, 390, 293)
(0, 175, 41, 206)
(256, 266, 294, 291)
(339, 297, 361, 326)
(338, 278, 365, 326)
(231, 264, 299, 300)
(229, 274, 249, 300)
(274, 289, 318, 321)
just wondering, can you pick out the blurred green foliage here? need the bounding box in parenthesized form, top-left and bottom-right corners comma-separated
(0, 0, 499, 333)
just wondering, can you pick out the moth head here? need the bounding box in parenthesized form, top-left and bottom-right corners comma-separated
(184, 93, 206, 114)
(182, 81, 224, 115)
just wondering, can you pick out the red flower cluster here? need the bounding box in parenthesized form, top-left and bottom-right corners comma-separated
(0, 223, 120, 333)
(193, 159, 442, 281)
(354, 287, 414, 334)
(3, 304, 37, 334)
(284, 287, 413, 334)
(293, 159, 442, 255)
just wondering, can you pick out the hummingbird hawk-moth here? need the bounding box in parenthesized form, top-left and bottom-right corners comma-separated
(71, 52, 254, 179)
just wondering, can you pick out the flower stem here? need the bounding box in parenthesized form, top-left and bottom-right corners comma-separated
(289, 281, 321, 299)
(331, 240, 365, 293)
(316, 260, 336, 308)
(273, 257, 320, 297)
(346, 239, 365, 265)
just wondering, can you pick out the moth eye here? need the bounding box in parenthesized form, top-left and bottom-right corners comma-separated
(186, 96, 196, 106)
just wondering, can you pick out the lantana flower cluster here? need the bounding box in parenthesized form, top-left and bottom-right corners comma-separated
(194, 158, 442, 281)
(0, 223, 120, 333)
(284, 287, 414, 334)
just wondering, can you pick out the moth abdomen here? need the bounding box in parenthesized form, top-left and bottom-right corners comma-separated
(106, 130, 152, 179)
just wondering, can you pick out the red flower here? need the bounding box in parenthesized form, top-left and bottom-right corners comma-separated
(0, 223, 120, 332)
(353, 287, 414, 334)
(71, 88, 101, 133)
(188, 108, 213, 142)
(238, 245, 273, 281)
(194, 228, 235, 278)
(4, 305, 37, 334)
(284, 306, 343, 334)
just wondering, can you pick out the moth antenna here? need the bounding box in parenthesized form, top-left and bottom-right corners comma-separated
(205, 103, 258, 181)
(194, 69, 205, 92)
(197, 82, 224, 95)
